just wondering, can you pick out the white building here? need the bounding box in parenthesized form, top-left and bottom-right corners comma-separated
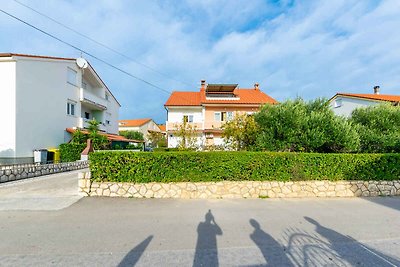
(119, 118, 161, 144)
(0, 53, 120, 164)
(329, 86, 400, 117)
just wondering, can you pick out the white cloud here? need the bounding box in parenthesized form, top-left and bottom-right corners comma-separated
(0, 0, 399, 123)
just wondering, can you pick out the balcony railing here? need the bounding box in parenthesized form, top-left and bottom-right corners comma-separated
(166, 122, 203, 131)
(79, 118, 107, 132)
(80, 88, 107, 110)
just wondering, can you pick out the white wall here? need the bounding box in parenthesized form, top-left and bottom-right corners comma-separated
(330, 96, 380, 117)
(167, 107, 203, 124)
(15, 58, 80, 158)
(0, 60, 16, 158)
(105, 94, 119, 134)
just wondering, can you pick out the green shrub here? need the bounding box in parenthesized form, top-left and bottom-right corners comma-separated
(59, 143, 86, 162)
(89, 151, 400, 183)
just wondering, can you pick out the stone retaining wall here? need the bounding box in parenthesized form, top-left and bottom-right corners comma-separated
(78, 172, 400, 198)
(0, 161, 89, 183)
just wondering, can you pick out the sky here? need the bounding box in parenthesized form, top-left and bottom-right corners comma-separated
(1, 0, 400, 124)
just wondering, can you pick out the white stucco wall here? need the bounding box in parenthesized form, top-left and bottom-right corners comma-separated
(330, 96, 380, 117)
(167, 107, 203, 124)
(0, 60, 16, 158)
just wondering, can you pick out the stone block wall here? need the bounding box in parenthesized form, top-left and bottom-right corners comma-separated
(0, 161, 89, 183)
(78, 172, 400, 198)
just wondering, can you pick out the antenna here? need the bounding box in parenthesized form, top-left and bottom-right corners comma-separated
(76, 57, 88, 69)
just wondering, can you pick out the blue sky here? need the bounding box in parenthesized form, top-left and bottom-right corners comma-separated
(1, 0, 399, 124)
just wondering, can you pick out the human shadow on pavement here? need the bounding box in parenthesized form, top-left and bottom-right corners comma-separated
(249, 219, 294, 266)
(364, 196, 400, 212)
(118, 235, 153, 267)
(304, 216, 400, 267)
(193, 209, 223, 267)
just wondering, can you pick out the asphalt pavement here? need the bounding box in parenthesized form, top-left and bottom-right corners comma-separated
(0, 196, 399, 266)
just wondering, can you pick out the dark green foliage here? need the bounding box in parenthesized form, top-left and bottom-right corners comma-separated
(351, 104, 400, 153)
(90, 151, 400, 183)
(254, 98, 360, 152)
(59, 143, 86, 162)
(119, 130, 144, 141)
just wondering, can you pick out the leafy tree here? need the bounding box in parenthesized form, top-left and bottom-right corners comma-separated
(254, 98, 360, 152)
(148, 131, 167, 147)
(350, 104, 400, 153)
(87, 119, 110, 150)
(71, 129, 87, 144)
(173, 119, 199, 150)
(119, 130, 144, 141)
(222, 113, 259, 150)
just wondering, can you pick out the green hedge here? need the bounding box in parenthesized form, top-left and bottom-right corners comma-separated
(59, 143, 86, 162)
(89, 151, 400, 183)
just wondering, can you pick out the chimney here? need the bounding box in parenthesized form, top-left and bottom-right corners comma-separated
(373, 86, 380, 95)
(254, 83, 259, 90)
(200, 79, 206, 92)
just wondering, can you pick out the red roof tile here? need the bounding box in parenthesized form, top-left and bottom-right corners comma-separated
(119, 118, 152, 127)
(336, 93, 400, 102)
(158, 124, 166, 132)
(164, 86, 277, 106)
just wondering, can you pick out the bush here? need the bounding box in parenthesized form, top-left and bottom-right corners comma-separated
(59, 143, 86, 162)
(255, 98, 360, 152)
(350, 104, 400, 153)
(89, 151, 400, 183)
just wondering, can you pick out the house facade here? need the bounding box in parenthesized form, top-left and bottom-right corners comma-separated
(119, 118, 161, 144)
(0, 53, 120, 164)
(164, 80, 277, 149)
(329, 86, 400, 117)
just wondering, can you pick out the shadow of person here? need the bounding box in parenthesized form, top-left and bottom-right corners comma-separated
(304, 216, 400, 267)
(193, 210, 223, 267)
(249, 219, 294, 266)
(118, 235, 153, 267)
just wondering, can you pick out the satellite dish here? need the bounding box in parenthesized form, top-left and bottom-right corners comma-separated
(76, 57, 88, 69)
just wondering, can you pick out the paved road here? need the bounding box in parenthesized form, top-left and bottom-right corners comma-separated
(0, 196, 399, 266)
(0, 169, 85, 211)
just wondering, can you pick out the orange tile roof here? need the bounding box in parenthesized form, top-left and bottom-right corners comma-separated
(336, 93, 400, 102)
(66, 128, 144, 143)
(119, 118, 152, 127)
(158, 124, 166, 132)
(164, 87, 277, 106)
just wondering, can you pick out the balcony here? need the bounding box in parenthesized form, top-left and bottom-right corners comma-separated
(80, 88, 107, 110)
(166, 122, 203, 131)
(79, 118, 107, 132)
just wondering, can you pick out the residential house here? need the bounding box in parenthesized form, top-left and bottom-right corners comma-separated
(0, 53, 120, 164)
(118, 118, 161, 144)
(164, 80, 277, 149)
(329, 86, 400, 117)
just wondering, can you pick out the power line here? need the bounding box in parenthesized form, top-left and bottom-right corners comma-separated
(0, 7, 183, 98)
(12, 0, 193, 87)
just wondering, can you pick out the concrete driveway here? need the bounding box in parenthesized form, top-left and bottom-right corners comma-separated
(0, 169, 86, 211)
(0, 197, 399, 266)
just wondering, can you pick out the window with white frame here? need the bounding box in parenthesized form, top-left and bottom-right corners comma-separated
(66, 101, 76, 116)
(334, 98, 342, 108)
(183, 115, 193, 123)
(67, 67, 77, 85)
(215, 111, 233, 122)
(214, 112, 221, 121)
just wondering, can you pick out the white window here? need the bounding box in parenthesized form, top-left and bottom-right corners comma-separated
(183, 115, 193, 123)
(67, 102, 76, 116)
(334, 98, 342, 108)
(67, 68, 77, 85)
(214, 112, 221, 121)
(227, 112, 234, 121)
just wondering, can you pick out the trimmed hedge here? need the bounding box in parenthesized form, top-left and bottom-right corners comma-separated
(59, 143, 86, 162)
(89, 151, 400, 183)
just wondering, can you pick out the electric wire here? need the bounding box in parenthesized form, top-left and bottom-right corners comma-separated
(12, 0, 194, 88)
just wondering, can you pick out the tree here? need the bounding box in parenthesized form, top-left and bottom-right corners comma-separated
(71, 129, 87, 144)
(254, 98, 360, 152)
(350, 104, 400, 153)
(173, 119, 199, 150)
(147, 131, 167, 147)
(87, 119, 109, 150)
(119, 130, 144, 141)
(222, 113, 259, 151)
